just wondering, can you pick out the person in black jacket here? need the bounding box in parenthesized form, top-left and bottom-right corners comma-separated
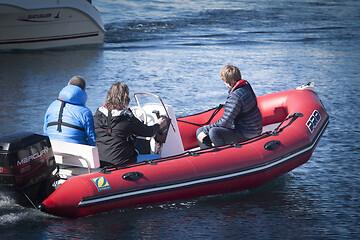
(94, 82, 166, 167)
(196, 64, 263, 149)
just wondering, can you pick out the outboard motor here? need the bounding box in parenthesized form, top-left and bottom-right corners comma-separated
(0, 131, 58, 208)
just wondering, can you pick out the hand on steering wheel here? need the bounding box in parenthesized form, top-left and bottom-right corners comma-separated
(156, 117, 167, 129)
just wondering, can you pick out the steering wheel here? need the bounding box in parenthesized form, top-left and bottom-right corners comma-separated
(131, 106, 148, 124)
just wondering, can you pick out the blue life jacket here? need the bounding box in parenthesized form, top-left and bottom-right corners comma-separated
(43, 85, 95, 146)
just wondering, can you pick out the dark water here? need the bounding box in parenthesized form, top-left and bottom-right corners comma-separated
(0, 0, 359, 239)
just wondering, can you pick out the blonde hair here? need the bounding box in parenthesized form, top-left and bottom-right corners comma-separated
(104, 82, 130, 110)
(220, 64, 242, 87)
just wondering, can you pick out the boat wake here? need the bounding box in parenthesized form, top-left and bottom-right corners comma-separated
(0, 194, 28, 225)
(102, 6, 353, 48)
(0, 188, 54, 226)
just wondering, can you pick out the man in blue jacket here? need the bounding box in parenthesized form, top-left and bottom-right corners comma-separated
(43, 76, 96, 146)
(196, 65, 263, 149)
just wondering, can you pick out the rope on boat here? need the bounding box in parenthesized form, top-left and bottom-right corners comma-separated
(273, 112, 304, 134)
(21, 191, 38, 209)
(177, 104, 224, 127)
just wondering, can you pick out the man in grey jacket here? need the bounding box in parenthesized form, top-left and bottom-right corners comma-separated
(196, 64, 263, 149)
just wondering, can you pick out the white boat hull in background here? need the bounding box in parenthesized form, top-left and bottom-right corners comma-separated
(0, 0, 105, 50)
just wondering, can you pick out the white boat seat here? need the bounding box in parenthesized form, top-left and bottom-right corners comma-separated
(50, 140, 100, 169)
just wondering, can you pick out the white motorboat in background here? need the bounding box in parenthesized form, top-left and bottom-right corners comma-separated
(0, 0, 105, 50)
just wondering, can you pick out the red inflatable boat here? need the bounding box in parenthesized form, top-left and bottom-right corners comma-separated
(0, 83, 329, 218)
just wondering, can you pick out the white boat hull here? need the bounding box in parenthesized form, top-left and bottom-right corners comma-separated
(0, 0, 105, 50)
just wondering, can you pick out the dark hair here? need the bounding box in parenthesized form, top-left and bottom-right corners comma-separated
(68, 76, 86, 91)
(104, 82, 130, 110)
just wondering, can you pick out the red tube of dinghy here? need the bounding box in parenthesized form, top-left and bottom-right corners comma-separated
(40, 175, 98, 218)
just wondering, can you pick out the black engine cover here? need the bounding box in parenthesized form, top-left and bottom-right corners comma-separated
(0, 131, 56, 190)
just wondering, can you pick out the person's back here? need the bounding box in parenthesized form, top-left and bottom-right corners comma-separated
(94, 82, 166, 168)
(94, 107, 159, 166)
(43, 76, 95, 146)
(231, 83, 263, 138)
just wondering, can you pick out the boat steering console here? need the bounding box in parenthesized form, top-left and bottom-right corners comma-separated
(131, 93, 178, 156)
